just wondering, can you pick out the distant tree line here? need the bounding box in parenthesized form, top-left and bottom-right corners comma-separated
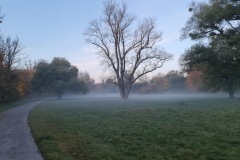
(92, 70, 203, 94)
(1, 0, 240, 103)
(0, 54, 91, 103)
(0, 9, 91, 103)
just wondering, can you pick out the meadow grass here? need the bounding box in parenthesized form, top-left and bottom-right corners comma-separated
(29, 96, 240, 160)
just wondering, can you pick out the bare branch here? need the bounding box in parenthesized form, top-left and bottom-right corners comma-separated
(0, 35, 25, 70)
(85, 0, 171, 99)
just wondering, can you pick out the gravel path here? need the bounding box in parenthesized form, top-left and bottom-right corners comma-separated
(0, 101, 43, 160)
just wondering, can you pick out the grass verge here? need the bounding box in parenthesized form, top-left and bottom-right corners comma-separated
(0, 100, 27, 113)
(29, 97, 240, 160)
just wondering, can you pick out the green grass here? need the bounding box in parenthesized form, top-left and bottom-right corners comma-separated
(29, 96, 240, 160)
(0, 100, 27, 113)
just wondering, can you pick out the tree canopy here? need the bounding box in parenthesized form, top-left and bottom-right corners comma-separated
(0, 36, 24, 70)
(180, 0, 240, 98)
(31, 57, 88, 99)
(181, 0, 240, 41)
(0, 14, 28, 103)
(180, 43, 240, 98)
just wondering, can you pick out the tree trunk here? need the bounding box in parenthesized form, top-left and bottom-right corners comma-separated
(57, 93, 62, 99)
(228, 89, 234, 99)
(227, 82, 234, 99)
(120, 93, 128, 100)
(118, 85, 129, 100)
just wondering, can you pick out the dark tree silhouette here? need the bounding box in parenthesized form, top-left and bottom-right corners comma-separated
(180, 0, 240, 98)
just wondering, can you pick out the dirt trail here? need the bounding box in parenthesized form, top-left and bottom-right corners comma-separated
(0, 101, 43, 160)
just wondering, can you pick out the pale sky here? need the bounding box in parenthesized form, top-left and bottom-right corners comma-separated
(0, 0, 203, 81)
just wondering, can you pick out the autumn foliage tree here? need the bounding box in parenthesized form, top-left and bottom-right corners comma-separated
(186, 71, 203, 92)
(131, 71, 187, 94)
(0, 13, 28, 103)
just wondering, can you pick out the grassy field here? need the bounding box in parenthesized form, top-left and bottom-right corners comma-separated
(29, 95, 240, 160)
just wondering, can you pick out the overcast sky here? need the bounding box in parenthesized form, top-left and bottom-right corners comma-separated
(1, 0, 203, 81)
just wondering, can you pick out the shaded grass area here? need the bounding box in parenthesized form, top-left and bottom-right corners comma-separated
(0, 100, 27, 113)
(29, 97, 240, 160)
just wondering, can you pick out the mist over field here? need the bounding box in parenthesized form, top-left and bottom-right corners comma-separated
(57, 92, 237, 102)
(1, 0, 240, 159)
(28, 93, 240, 160)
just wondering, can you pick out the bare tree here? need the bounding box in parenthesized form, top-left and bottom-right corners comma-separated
(0, 50, 4, 69)
(85, 1, 172, 99)
(0, 11, 3, 67)
(0, 35, 24, 70)
(0, 13, 2, 24)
